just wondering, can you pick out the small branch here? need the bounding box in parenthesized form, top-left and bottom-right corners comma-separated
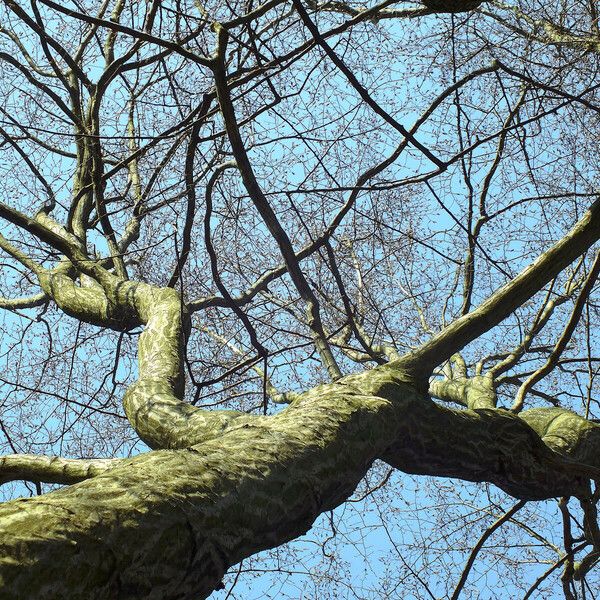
(0, 200, 108, 285)
(559, 497, 577, 597)
(487, 2, 600, 52)
(203, 162, 268, 360)
(168, 94, 213, 287)
(496, 375, 560, 407)
(37, 0, 212, 66)
(512, 251, 600, 412)
(488, 278, 568, 377)
(461, 86, 528, 315)
(522, 541, 589, 600)
(574, 494, 600, 580)
(325, 242, 385, 364)
(0, 453, 119, 486)
(168, 120, 202, 288)
(198, 325, 300, 404)
(429, 374, 497, 409)
(0, 233, 45, 276)
(314, 0, 433, 19)
(450, 500, 526, 600)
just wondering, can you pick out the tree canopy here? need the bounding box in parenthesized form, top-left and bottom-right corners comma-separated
(0, 0, 600, 597)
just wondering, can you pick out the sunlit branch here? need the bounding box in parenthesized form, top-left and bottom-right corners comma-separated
(486, 1, 600, 52)
(0, 233, 44, 276)
(0, 453, 119, 486)
(306, 0, 432, 20)
(487, 267, 584, 377)
(429, 374, 497, 409)
(0, 292, 47, 310)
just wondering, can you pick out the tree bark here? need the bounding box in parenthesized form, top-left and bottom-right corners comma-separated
(2, 363, 600, 599)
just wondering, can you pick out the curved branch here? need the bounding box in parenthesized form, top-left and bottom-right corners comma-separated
(122, 283, 257, 449)
(429, 374, 496, 409)
(38, 271, 137, 330)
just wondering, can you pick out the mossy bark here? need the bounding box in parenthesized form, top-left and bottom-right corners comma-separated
(2, 364, 600, 599)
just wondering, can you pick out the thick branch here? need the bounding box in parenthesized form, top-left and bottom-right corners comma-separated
(122, 284, 257, 449)
(38, 271, 137, 330)
(1, 365, 599, 598)
(429, 374, 497, 409)
(0, 367, 408, 599)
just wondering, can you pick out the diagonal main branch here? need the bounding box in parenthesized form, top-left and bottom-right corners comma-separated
(3, 365, 600, 599)
(395, 200, 600, 378)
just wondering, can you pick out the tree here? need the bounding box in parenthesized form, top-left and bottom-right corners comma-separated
(0, 0, 600, 597)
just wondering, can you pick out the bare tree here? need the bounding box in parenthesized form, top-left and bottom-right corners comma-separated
(0, 0, 600, 597)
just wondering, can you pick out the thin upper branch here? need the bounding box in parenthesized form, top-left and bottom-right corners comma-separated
(395, 200, 600, 379)
(212, 25, 342, 380)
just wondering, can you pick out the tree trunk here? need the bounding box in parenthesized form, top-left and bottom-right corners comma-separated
(1, 364, 599, 599)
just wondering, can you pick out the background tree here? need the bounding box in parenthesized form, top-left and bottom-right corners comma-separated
(0, 0, 600, 598)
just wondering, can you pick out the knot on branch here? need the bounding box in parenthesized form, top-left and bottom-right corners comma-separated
(429, 374, 496, 409)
